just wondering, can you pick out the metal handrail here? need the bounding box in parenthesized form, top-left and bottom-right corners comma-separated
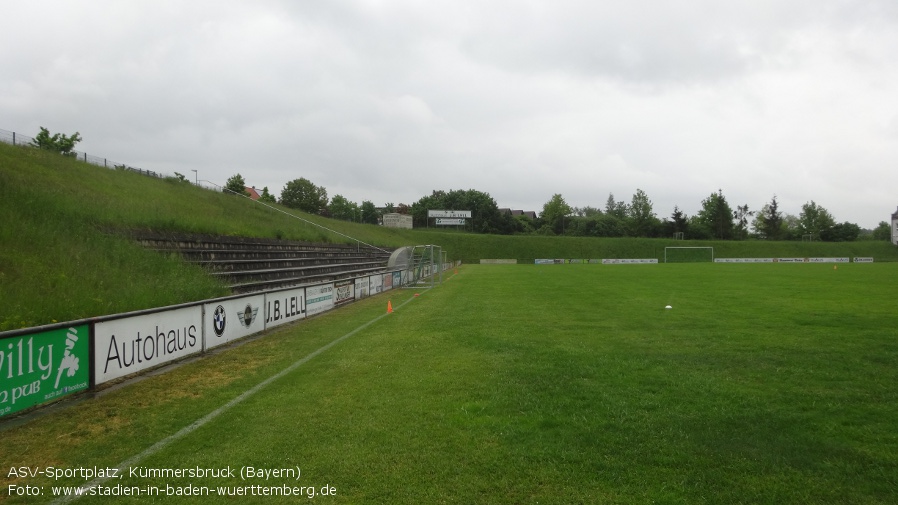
(206, 181, 391, 254)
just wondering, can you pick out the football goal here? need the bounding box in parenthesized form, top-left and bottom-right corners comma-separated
(664, 246, 714, 263)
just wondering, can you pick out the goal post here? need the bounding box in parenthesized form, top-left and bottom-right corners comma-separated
(664, 246, 714, 263)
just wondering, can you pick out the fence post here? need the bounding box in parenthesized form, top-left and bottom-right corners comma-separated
(12, 132, 15, 145)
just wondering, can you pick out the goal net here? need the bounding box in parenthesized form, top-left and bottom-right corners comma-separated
(664, 246, 714, 263)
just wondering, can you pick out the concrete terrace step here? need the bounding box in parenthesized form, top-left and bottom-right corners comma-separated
(198, 256, 386, 272)
(210, 260, 388, 281)
(165, 249, 382, 262)
(131, 231, 394, 294)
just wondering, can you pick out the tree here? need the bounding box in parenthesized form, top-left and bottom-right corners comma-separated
(797, 201, 835, 240)
(821, 222, 860, 242)
(782, 214, 801, 240)
(733, 204, 753, 240)
(258, 186, 277, 204)
(328, 194, 359, 221)
(409, 188, 503, 233)
(594, 214, 626, 237)
(31, 126, 82, 156)
(755, 195, 784, 240)
(872, 221, 891, 241)
(604, 193, 628, 219)
(360, 200, 379, 225)
(696, 190, 734, 239)
(225, 173, 249, 196)
(572, 206, 602, 218)
(627, 188, 658, 237)
(280, 178, 328, 214)
(666, 206, 689, 237)
(541, 194, 573, 235)
(512, 214, 537, 234)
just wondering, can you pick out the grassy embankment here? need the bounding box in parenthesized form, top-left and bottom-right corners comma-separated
(2, 140, 897, 330)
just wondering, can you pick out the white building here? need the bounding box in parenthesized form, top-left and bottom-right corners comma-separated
(382, 213, 413, 229)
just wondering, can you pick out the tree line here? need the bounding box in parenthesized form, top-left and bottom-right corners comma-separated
(540, 188, 886, 242)
(225, 173, 889, 242)
(26, 127, 886, 242)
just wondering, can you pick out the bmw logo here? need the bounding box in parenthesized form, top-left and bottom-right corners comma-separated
(213, 305, 226, 337)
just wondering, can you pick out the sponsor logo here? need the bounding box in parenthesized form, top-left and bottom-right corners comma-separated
(212, 305, 226, 337)
(237, 304, 259, 328)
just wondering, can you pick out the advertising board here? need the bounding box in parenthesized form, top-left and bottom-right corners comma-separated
(428, 210, 472, 218)
(355, 277, 370, 299)
(334, 280, 355, 306)
(714, 258, 775, 263)
(204, 294, 265, 350)
(306, 283, 335, 317)
(369, 274, 383, 294)
(265, 287, 306, 330)
(94, 306, 202, 385)
(1, 324, 90, 418)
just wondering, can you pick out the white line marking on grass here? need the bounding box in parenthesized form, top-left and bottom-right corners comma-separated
(52, 294, 419, 504)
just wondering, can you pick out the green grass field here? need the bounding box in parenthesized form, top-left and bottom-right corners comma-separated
(3, 263, 896, 504)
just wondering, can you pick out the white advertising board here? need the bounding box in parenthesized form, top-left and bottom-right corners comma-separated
(435, 218, 466, 225)
(601, 259, 659, 264)
(854, 257, 874, 263)
(383, 272, 394, 291)
(265, 287, 306, 329)
(428, 210, 472, 218)
(306, 283, 335, 316)
(369, 274, 384, 294)
(355, 277, 370, 299)
(94, 306, 203, 384)
(715, 258, 775, 263)
(204, 294, 265, 351)
(334, 280, 355, 306)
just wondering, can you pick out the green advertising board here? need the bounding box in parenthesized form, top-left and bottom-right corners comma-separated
(1, 324, 90, 418)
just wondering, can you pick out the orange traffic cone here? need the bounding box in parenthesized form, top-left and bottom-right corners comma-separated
(387, 300, 393, 313)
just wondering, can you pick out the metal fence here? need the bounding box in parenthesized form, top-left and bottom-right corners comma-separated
(0, 127, 166, 180)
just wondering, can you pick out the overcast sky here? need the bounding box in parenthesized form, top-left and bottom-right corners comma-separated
(3, 1, 897, 228)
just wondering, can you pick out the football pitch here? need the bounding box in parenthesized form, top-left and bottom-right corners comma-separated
(3, 263, 897, 504)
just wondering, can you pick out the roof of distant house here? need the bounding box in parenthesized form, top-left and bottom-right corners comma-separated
(499, 208, 537, 219)
(245, 186, 261, 200)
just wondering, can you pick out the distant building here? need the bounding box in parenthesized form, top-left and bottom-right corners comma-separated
(891, 206, 898, 245)
(500, 208, 538, 220)
(245, 186, 261, 200)
(383, 213, 413, 229)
